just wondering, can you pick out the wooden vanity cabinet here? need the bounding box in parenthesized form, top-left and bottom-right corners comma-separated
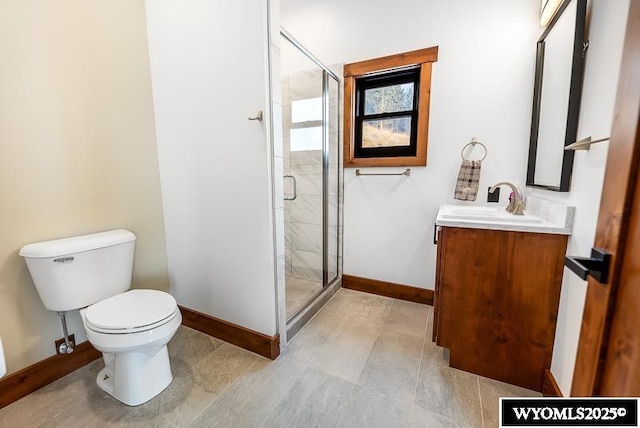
(433, 226, 568, 391)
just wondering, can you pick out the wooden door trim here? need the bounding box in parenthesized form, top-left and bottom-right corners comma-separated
(600, 1, 640, 394)
(571, 1, 640, 396)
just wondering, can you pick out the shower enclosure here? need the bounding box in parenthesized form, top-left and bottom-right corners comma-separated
(280, 30, 341, 328)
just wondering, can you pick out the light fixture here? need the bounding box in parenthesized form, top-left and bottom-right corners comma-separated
(540, 0, 563, 27)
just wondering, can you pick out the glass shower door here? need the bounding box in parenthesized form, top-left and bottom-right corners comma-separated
(281, 31, 341, 322)
(282, 35, 325, 319)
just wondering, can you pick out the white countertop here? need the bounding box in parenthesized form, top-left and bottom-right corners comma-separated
(435, 203, 574, 235)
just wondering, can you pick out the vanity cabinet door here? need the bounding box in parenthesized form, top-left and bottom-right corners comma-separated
(435, 227, 568, 391)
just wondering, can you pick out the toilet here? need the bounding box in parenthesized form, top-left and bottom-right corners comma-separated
(19, 229, 182, 406)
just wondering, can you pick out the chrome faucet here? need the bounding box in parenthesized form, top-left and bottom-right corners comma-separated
(489, 182, 525, 215)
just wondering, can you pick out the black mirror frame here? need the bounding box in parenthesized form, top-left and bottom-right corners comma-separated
(526, 0, 587, 192)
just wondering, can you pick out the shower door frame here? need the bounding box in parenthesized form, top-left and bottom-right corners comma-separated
(281, 29, 342, 326)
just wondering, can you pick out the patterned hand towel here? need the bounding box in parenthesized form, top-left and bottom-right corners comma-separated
(454, 160, 481, 201)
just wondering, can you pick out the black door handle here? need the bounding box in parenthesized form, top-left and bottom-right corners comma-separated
(564, 248, 611, 284)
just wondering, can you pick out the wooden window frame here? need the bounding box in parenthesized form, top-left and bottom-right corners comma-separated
(344, 46, 438, 167)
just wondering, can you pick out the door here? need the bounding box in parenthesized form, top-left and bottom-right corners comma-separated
(571, 1, 640, 396)
(280, 31, 341, 321)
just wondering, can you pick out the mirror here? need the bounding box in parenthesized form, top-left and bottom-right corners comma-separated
(526, 0, 586, 192)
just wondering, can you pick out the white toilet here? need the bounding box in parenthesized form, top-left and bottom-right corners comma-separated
(19, 229, 182, 406)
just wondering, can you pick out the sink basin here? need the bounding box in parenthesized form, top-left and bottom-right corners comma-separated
(439, 205, 542, 224)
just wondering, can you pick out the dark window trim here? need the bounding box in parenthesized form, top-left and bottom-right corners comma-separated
(354, 68, 420, 158)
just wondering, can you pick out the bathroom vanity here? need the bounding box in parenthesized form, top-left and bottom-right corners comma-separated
(433, 202, 573, 391)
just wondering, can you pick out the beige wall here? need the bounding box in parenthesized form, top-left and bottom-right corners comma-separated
(0, 1, 168, 375)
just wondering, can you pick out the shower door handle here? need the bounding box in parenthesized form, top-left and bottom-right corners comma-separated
(284, 175, 297, 201)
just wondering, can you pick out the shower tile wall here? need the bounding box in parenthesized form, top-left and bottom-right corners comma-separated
(283, 68, 324, 281)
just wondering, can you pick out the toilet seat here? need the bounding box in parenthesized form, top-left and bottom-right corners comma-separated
(85, 289, 178, 334)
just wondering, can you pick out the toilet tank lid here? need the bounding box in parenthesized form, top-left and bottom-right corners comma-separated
(19, 229, 136, 259)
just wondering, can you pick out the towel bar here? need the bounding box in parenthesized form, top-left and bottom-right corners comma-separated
(564, 136, 610, 151)
(355, 169, 411, 177)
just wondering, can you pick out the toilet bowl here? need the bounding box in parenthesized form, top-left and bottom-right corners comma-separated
(19, 229, 181, 406)
(81, 289, 182, 406)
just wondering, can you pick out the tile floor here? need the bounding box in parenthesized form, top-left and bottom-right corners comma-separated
(0, 289, 539, 428)
(285, 275, 322, 319)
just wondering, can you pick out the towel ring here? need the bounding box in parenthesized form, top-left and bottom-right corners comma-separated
(461, 139, 487, 162)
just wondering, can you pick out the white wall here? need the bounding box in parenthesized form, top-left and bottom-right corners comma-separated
(539, 0, 630, 397)
(281, 0, 540, 288)
(145, 0, 278, 336)
(0, 0, 168, 375)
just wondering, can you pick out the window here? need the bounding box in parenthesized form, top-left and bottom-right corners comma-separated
(291, 97, 322, 151)
(344, 47, 438, 167)
(355, 68, 419, 158)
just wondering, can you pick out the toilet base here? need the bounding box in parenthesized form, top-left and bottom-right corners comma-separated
(96, 346, 173, 406)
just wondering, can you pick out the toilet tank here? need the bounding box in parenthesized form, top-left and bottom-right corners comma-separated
(19, 229, 136, 312)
